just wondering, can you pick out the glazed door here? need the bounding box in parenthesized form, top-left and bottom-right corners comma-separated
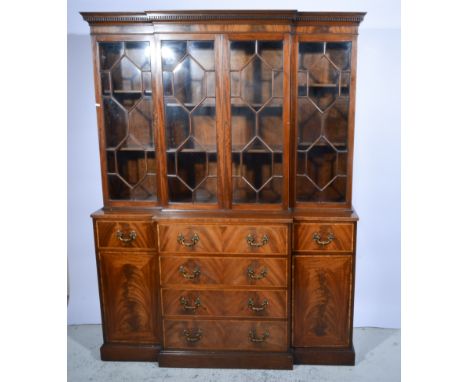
(158, 35, 222, 207)
(96, 38, 158, 206)
(294, 38, 355, 207)
(225, 35, 290, 209)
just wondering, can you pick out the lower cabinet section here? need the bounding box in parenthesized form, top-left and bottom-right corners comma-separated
(163, 319, 288, 352)
(98, 251, 159, 343)
(92, 214, 357, 368)
(293, 255, 353, 347)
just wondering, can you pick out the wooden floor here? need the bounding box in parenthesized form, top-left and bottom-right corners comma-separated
(68, 325, 400, 382)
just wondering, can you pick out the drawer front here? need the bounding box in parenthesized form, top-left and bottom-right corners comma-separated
(223, 225, 288, 255)
(160, 256, 288, 288)
(163, 319, 287, 352)
(162, 289, 287, 319)
(96, 221, 155, 249)
(158, 224, 223, 253)
(294, 223, 354, 252)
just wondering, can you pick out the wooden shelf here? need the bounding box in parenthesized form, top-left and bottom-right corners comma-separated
(106, 147, 155, 152)
(232, 149, 283, 154)
(166, 148, 217, 154)
(103, 90, 152, 95)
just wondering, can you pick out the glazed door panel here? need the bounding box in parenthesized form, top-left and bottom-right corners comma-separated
(227, 36, 289, 207)
(99, 251, 159, 343)
(97, 39, 158, 203)
(295, 40, 353, 205)
(160, 37, 220, 205)
(293, 255, 353, 347)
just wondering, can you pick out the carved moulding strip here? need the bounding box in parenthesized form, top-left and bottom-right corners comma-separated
(81, 11, 366, 25)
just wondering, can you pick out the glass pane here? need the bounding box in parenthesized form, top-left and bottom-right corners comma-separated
(240, 56, 272, 108)
(188, 41, 215, 70)
(230, 40, 284, 204)
(173, 57, 205, 107)
(230, 41, 255, 70)
(98, 41, 157, 201)
(99, 42, 124, 70)
(296, 41, 351, 204)
(162, 40, 217, 203)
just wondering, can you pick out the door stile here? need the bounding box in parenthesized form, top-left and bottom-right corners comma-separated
(282, 33, 291, 210)
(222, 35, 233, 209)
(152, 34, 169, 206)
(215, 34, 227, 209)
(289, 31, 298, 208)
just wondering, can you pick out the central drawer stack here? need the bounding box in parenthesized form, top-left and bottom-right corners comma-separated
(157, 221, 290, 354)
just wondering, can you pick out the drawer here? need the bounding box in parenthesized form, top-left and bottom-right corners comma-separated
(96, 221, 155, 249)
(223, 225, 288, 255)
(294, 223, 354, 252)
(160, 256, 288, 288)
(161, 289, 287, 319)
(163, 319, 288, 352)
(158, 224, 223, 253)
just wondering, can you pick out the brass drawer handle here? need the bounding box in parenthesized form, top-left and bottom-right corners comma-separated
(312, 231, 335, 247)
(249, 329, 270, 343)
(183, 329, 202, 343)
(246, 233, 269, 247)
(180, 296, 201, 311)
(247, 265, 268, 280)
(179, 265, 201, 280)
(177, 232, 200, 247)
(116, 230, 137, 244)
(248, 298, 269, 312)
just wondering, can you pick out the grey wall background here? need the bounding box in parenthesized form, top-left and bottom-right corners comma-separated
(67, 0, 401, 328)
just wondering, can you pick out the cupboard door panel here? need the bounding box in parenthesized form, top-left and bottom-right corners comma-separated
(98, 40, 158, 202)
(161, 39, 219, 204)
(295, 41, 352, 204)
(229, 39, 285, 205)
(293, 255, 352, 347)
(99, 251, 159, 343)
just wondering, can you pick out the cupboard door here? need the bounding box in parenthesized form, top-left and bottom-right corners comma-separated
(295, 41, 352, 204)
(99, 251, 159, 343)
(98, 40, 158, 202)
(161, 39, 219, 204)
(229, 39, 286, 205)
(293, 255, 353, 347)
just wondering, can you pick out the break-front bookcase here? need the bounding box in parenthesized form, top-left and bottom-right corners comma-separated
(82, 10, 365, 369)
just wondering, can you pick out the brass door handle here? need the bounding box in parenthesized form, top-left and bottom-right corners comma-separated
(249, 329, 269, 343)
(183, 329, 202, 343)
(180, 296, 201, 311)
(246, 233, 269, 247)
(177, 232, 200, 247)
(179, 265, 201, 280)
(312, 231, 335, 247)
(247, 265, 268, 280)
(248, 298, 269, 312)
(116, 230, 137, 244)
